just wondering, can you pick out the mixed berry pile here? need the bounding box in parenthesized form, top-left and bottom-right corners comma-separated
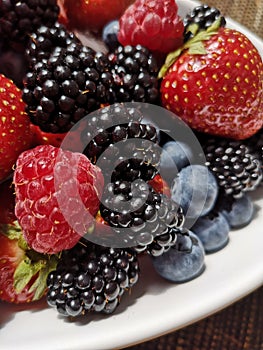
(0, 0, 262, 320)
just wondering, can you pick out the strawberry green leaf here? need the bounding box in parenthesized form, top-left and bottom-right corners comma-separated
(14, 253, 59, 300)
(13, 257, 47, 293)
(1, 220, 59, 300)
(18, 233, 30, 251)
(158, 48, 182, 79)
(0, 221, 22, 240)
(188, 42, 207, 55)
(158, 17, 222, 79)
(185, 23, 199, 37)
(29, 255, 58, 301)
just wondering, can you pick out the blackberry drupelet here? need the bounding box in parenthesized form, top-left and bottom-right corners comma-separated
(100, 181, 185, 249)
(183, 5, 226, 40)
(109, 45, 159, 104)
(135, 227, 195, 257)
(85, 121, 158, 163)
(23, 28, 115, 133)
(134, 226, 177, 257)
(202, 136, 262, 198)
(46, 242, 139, 317)
(25, 22, 80, 68)
(0, 0, 59, 45)
(85, 124, 159, 183)
(81, 104, 160, 182)
(81, 104, 144, 146)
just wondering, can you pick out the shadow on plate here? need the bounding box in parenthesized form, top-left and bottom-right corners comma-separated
(0, 298, 47, 328)
(59, 255, 176, 326)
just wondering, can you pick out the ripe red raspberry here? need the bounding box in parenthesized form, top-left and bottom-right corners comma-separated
(118, 0, 184, 54)
(14, 145, 104, 254)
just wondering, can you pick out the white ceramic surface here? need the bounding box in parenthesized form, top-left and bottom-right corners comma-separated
(1, 1, 263, 349)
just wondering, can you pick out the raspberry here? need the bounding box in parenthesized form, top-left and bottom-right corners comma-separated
(118, 0, 184, 54)
(14, 145, 104, 254)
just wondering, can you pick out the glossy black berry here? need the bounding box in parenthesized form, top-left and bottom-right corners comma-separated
(109, 45, 159, 104)
(100, 181, 185, 250)
(201, 136, 262, 198)
(81, 104, 160, 182)
(0, 0, 59, 45)
(183, 5, 226, 41)
(46, 243, 139, 317)
(184, 4, 226, 31)
(23, 24, 115, 133)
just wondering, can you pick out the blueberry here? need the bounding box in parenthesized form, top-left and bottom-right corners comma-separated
(159, 140, 193, 183)
(222, 194, 254, 229)
(171, 165, 219, 225)
(191, 212, 230, 253)
(151, 231, 205, 283)
(102, 20, 120, 51)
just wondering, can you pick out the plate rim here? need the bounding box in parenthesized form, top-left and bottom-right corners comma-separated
(1, 1, 263, 350)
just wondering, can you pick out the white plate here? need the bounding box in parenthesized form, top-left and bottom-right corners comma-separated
(1, 1, 263, 349)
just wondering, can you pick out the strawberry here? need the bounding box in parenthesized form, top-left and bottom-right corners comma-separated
(118, 0, 184, 54)
(14, 145, 104, 254)
(30, 124, 66, 148)
(0, 222, 58, 304)
(0, 74, 33, 182)
(62, 0, 134, 32)
(160, 24, 263, 140)
(30, 123, 86, 152)
(57, 0, 69, 27)
(148, 174, 171, 197)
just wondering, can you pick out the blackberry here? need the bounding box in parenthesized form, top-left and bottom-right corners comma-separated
(81, 104, 160, 183)
(46, 242, 139, 317)
(110, 150, 160, 183)
(85, 121, 159, 163)
(81, 104, 144, 144)
(25, 22, 80, 68)
(109, 45, 159, 104)
(100, 181, 185, 250)
(0, 0, 59, 45)
(183, 5, 226, 40)
(135, 227, 195, 257)
(134, 226, 177, 257)
(84, 117, 160, 183)
(202, 136, 262, 198)
(23, 26, 115, 133)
